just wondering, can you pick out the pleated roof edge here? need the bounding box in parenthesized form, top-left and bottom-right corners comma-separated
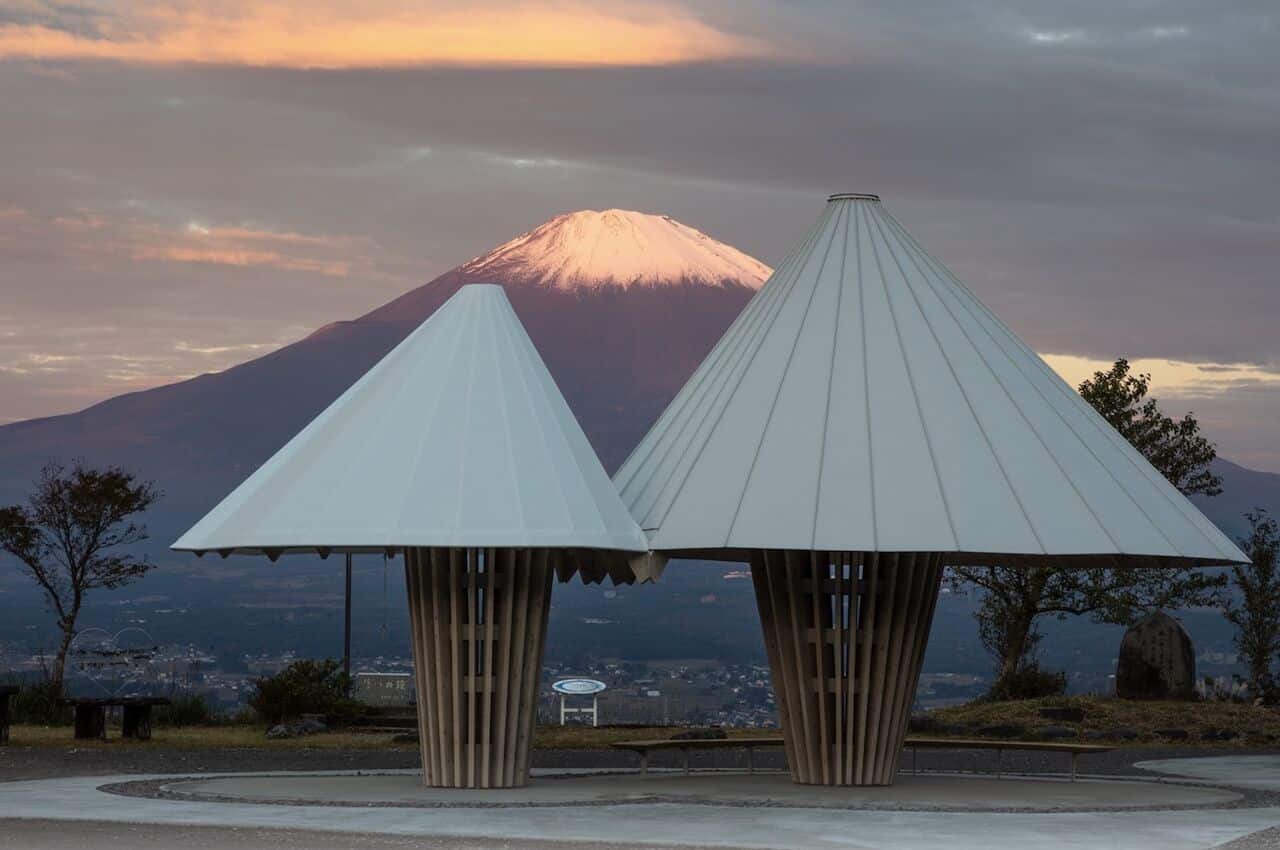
(614, 194, 1247, 568)
(174, 284, 650, 559)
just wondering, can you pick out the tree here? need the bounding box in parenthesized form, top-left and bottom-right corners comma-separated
(1224, 510, 1280, 699)
(1077, 359, 1221, 497)
(952, 358, 1225, 690)
(0, 461, 160, 695)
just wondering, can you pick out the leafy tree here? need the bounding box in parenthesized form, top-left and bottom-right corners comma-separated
(248, 659, 359, 723)
(0, 461, 160, 695)
(1224, 510, 1280, 699)
(952, 359, 1225, 690)
(1077, 359, 1221, 496)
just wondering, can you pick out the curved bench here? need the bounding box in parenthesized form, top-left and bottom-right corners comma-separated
(611, 736, 1113, 781)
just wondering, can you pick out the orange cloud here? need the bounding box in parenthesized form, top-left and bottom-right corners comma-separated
(131, 225, 366, 277)
(1043, 353, 1280, 398)
(10, 206, 380, 278)
(0, 1, 770, 68)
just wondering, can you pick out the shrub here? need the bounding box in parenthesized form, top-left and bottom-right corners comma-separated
(248, 659, 360, 725)
(6, 678, 69, 725)
(986, 664, 1067, 701)
(158, 692, 217, 727)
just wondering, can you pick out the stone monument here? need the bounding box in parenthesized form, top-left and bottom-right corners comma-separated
(1115, 611, 1196, 699)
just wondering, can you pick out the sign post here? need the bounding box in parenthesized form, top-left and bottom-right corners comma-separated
(551, 678, 607, 727)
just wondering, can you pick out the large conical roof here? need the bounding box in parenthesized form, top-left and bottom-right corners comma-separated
(614, 194, 1246, 568)
(174, 284, 649, 557)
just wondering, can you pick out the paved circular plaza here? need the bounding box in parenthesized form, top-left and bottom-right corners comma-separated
(5, 757, 1280, 848)
(103, 768, 1243, 812)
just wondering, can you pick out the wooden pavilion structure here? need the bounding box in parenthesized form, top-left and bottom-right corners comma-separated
(615, 193, 1247, 786)
(175, 284, 657, 788)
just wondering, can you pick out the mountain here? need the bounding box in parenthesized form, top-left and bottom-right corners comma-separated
(0, 209, 768, 550)
(1192, 458, 1280, 541)
(454, 208, 770, 291)
(0, 208, 779, 671)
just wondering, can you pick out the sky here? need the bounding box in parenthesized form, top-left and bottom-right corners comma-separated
(1, 1, 1278, 470)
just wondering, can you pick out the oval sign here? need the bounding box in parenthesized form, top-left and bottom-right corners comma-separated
(552, 678, 607, 695)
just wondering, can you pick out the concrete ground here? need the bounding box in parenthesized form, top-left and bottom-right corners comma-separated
(1136, 756, 1280, 791)
(4, 760, 1280, 850)
(0, 819, 683, 850)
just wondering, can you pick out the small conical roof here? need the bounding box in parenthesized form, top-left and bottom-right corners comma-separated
(174, 284, 649, 557)
(615, 194, 1246, 568)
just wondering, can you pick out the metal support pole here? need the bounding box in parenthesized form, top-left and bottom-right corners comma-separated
(592, 695, 598, 727)
(343, 553, 353, 686)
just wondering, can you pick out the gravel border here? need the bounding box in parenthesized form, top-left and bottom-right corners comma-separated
(96, 769, 1275, 815)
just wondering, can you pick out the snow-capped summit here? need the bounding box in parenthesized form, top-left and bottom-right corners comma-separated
(459, 209, 771, 291)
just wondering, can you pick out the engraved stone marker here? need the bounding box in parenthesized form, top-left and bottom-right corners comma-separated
(1115, 611, 1196, 700)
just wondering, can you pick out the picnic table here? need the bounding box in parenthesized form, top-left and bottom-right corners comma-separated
(56, 696, 171, 741)
(0, 685, 17, 744)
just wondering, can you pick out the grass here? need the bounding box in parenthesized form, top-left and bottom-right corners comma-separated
(924, 695, 1280, 746)
(10, 700, 1276, 750)
(532, 725, 779, 749)
(5, 724, 416, 750)
(4, 723, 778, 751)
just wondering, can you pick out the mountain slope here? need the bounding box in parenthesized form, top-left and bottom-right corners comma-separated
(0, 210, 765, 555)
(1192, 458, 1280, 541)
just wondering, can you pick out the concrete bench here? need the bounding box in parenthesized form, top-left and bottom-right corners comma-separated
(57, 697, 171, 741)
(0, 686, 17, 745)
(612, 735, 1113, 781)
(611, 736, 785, 775)
(905, 736, 1113, 782)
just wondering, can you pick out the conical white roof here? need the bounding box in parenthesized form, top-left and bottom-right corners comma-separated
(174, 284, 649, 557)
(615, 194, 1246, 568)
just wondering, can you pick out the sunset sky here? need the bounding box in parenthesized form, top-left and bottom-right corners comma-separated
(2, 1, 1278, 470)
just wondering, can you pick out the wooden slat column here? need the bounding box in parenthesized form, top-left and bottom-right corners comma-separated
(405, 546, 553, 788)
(751, 550, 943, 786)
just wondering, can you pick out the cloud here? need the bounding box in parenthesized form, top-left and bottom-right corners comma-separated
(1, 1, 1277, 469)
(1043, 354, 1280, 400)
(0, 1, 771, 67)
(6, 207, 381, 278)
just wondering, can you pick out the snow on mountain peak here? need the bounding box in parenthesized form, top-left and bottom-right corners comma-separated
(459, 208, 771, 291)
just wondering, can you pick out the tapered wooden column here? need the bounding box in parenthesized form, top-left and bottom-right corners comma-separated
(751, 550, 943, 786)
(405, 547, 554, 788)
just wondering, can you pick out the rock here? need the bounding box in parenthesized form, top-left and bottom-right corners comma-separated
(1153, 728, 1190, 740)
(671, 727, 728, 740)
(1201, 728, 1240, 742)
(1038, 706, 1085, 723)
(265, 716, 328, 740)
(1110, 727, 1140, 740)
(296, 716, 328, 735)
(1115, 611, 1196, 700)
(977, 724, 1026, 738)
(1036, 725, 1077, 740)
